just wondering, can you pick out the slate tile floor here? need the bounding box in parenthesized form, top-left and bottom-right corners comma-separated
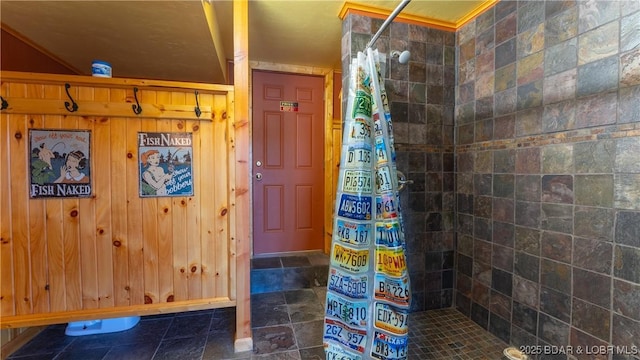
(8, 253, 509, 359)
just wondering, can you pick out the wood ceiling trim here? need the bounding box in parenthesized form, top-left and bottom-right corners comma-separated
(338, 0, 498, 32)
(455, 0, 500, 28)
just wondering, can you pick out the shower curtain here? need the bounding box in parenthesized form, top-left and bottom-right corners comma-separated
(324, 48, 410, 360)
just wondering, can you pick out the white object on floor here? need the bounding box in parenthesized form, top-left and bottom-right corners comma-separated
(65, 316, 140, 336)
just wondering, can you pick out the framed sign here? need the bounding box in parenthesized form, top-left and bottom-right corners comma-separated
(29, 129, 92, 198)
(138, 132, 193, 197)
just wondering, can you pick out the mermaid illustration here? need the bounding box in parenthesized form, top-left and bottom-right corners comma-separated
(140, 149, 173, 195)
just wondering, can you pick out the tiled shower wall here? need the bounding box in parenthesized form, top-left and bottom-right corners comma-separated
(455, 0, 640, 356)
(341, 15, 457, 311)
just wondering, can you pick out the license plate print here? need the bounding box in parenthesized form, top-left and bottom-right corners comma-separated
(375, 194, 398, 220)
(374, 116, 383, 137)
(371, 331, 408, 360)
(325, 342, 363, 360)
(328, 268, 368, 299)
(344, 144, 372, 169)
(375, 246, 407, 277)
(342, 170, 372, 193)
(375, 138, 388, 164)
(332, 243, 370, 274)
(335, 219, 371, 246)
(351, 90, 372, 119)
(375, 221, 402, 247)
(375, 166, 392, 193)
(374, 273, 410, 306)
(326, 292, 369, 328)
(347, 119, 372, 143)
(374, 302, 408, 335)
(338, 194, 372, 221)
(324, 318, 367, 354)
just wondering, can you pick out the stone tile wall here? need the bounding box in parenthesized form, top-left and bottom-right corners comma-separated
(341, 1, 640, 353)
(341, 14, 457, 311)
(455, 0, 640, 357)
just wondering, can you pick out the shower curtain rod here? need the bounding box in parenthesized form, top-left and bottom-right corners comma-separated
(364, 0, 412, 51)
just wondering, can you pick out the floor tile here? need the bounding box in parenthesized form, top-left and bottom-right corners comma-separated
(251, 292, 289, 328)
(251, 257, 282, 270)
(52, 347, 110, 360)
(292, 320, 324, 349)
(298, 346, 325, 359)
(252, 325, 296, 355)
(8, 253, 510, 360)
(153, 336, 207, 360)
(281, 256, 311, 267)
(251, 268, 284, 294)
(102, 342, 157, 360)
(202, 331, 249, 360)
(8, 325, 72, 358)
(163, 312, 212, 339)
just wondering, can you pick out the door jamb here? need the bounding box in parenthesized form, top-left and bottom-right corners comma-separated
(249, 62, 335, 257)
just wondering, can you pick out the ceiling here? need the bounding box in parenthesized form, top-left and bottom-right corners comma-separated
(0, 0, 491, 84)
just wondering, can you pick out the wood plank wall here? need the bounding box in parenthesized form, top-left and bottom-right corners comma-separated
(0, 72, 238, 329)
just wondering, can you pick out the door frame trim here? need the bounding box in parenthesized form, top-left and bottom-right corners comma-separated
(249, 62, 336, 257)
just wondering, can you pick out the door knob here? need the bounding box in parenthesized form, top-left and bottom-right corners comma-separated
(256, 173, 262, 181)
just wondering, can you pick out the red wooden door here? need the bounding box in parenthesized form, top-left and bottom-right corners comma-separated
(252, 70, 325, 254)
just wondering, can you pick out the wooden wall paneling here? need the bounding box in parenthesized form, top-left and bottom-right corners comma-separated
(221, 91, 232, 300)
(155, 91, 174, 304)
(60, 93, 83, 311)
(109, 88, 130, 307)
(42, 84, 66, 312)
(198, 92, 215, 299)
(77, 85, 99, 310)
(187, 115, 203, 301)
(2, 73, 237, 329)
(140, 91, 160, 305)
(93, 90, 115, 309)
(171, 91, 188, 303)
(225, 92, 236, 302)
(62, 184, 81, 310)
(26, 83, 50, 315)
(0, 81, 15, 318)
(59, 97, 82, 311)
(9, 82, 31, 316)
(126, 96, 144, 306)
(183, 90, 202, 301)
(212, 93, 229, 298)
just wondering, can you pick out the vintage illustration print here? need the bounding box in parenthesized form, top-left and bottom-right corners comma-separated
(29, 129, 92, 198)
(138, 132, 193, 197)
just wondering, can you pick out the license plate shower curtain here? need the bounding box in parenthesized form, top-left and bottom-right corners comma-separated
(324, 48, 410, 359)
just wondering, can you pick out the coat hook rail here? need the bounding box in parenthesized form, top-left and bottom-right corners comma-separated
(194, 90, 201, 118)
(64, 83, 78, 112)
(0, 96, 8, 110)
(132, 87, 142, 115)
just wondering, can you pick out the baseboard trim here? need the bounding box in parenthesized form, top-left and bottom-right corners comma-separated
(234, 336, 253, 353)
